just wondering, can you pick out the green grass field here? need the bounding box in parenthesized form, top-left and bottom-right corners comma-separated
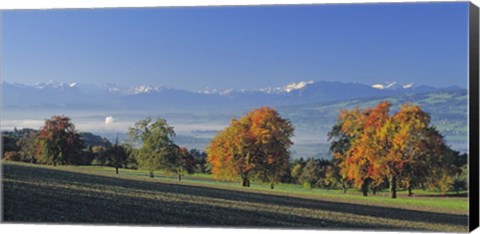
(2, 161, 469, 231)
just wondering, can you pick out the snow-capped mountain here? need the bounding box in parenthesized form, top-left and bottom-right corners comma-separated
(256, 80, 315, 94)
(1, 80, 463, 111)
(35, 80, 79, 90)
(198, 87, 234, 96)
(371, 81, 419, 90)
(283, 80, 315, 93)
(109, 84, 170, 95)
(403, 82, 414, 89)
(2, 81, 97, 108)
(372, 81, 397, 90)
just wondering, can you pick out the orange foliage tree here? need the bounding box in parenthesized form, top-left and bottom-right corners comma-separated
(330, 102, 456, 198)
(207, 107, 294, 188)
(381, 104, 456, 197)
(338, 102, 390, 196)
(328, 107, 363, 193)
(36, 115, 84, 166)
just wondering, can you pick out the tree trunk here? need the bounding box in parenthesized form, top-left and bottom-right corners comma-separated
(241, 177, 250, 187)
(408, 186, 413, 197)
(372, 186, 377, 195)
(178, 174, 182, 181)
(270, 182, 274, 189)
(361, 179, 369, 197)
(53, 162, 57, 167)
(342, 181, 347, 194)
(149, 171, 154, 178)
(115, 167, 119, 174)
(389, 176, 397, 199)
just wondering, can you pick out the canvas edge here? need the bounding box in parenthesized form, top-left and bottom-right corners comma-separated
(469, 1, 480, 232)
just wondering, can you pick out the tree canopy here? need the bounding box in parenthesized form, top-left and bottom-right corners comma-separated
(129, 116, 177, 178)
(103, 137, 129, 174)
(36, 116, 84, 166)
(329, 101, 458, 198)
(207, 106, 294, 188)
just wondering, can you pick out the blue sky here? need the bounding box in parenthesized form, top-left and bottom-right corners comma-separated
(2, 2, 469, 91)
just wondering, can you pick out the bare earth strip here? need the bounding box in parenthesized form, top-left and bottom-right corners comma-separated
(1, 163, 468, 232)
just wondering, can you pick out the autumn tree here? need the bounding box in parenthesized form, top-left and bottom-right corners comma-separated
(329, 104, 386, 196)
(382, 104, 432, 198)
(375, 103, 459, 198)
(36, 116, 84, 166)
(249, 107, 294, 189)
(329, 102, 458, 198)
(128, 116, 176, 178)
(328, 113, 361, 194)
(207, 107, 294, 188)
(208, 117, 253, 186)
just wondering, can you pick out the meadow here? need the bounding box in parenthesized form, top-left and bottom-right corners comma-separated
(2, 161, 468, 232)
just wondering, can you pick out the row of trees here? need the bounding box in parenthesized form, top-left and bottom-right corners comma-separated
(328, 101, 464, 198)
(2, 116, 207, 180)
(288, 153, 466, 195)
(1, 103, 468, 197)
(204, 103, 467, 197)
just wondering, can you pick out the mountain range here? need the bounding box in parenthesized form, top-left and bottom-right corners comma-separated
(1, 80, 464, 111)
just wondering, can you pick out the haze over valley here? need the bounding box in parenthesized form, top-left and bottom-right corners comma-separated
(2, 80, 468, 158)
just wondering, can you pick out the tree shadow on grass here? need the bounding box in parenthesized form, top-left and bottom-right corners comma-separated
(414, 193, 468, 198)
(3, 180, 419, 231)
(2, 163, 468, 229)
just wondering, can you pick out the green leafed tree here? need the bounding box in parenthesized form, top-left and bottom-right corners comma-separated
(190, 149, 208, 173)
(162, 146, 195, 181)
(128, 116, 176, 178)
(122, 142, 139, 169)
(16, 130, 39, 163)
(298, 159, 322, 188)
(104, 137, 129, 174)
(2, 136, 19, 157)
(298, 159, 330, 189)
(290, 163, 304, 184)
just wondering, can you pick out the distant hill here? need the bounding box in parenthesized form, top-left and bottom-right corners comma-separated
(79, 132, 112, 148)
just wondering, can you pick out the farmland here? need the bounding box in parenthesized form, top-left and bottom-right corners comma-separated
(1, 162, 469, 232)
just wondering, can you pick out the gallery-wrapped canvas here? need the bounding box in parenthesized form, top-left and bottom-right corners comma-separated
(1, 0, 479, 233)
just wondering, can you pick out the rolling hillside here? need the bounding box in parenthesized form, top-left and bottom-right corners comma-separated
(1, 162, 468, 231)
